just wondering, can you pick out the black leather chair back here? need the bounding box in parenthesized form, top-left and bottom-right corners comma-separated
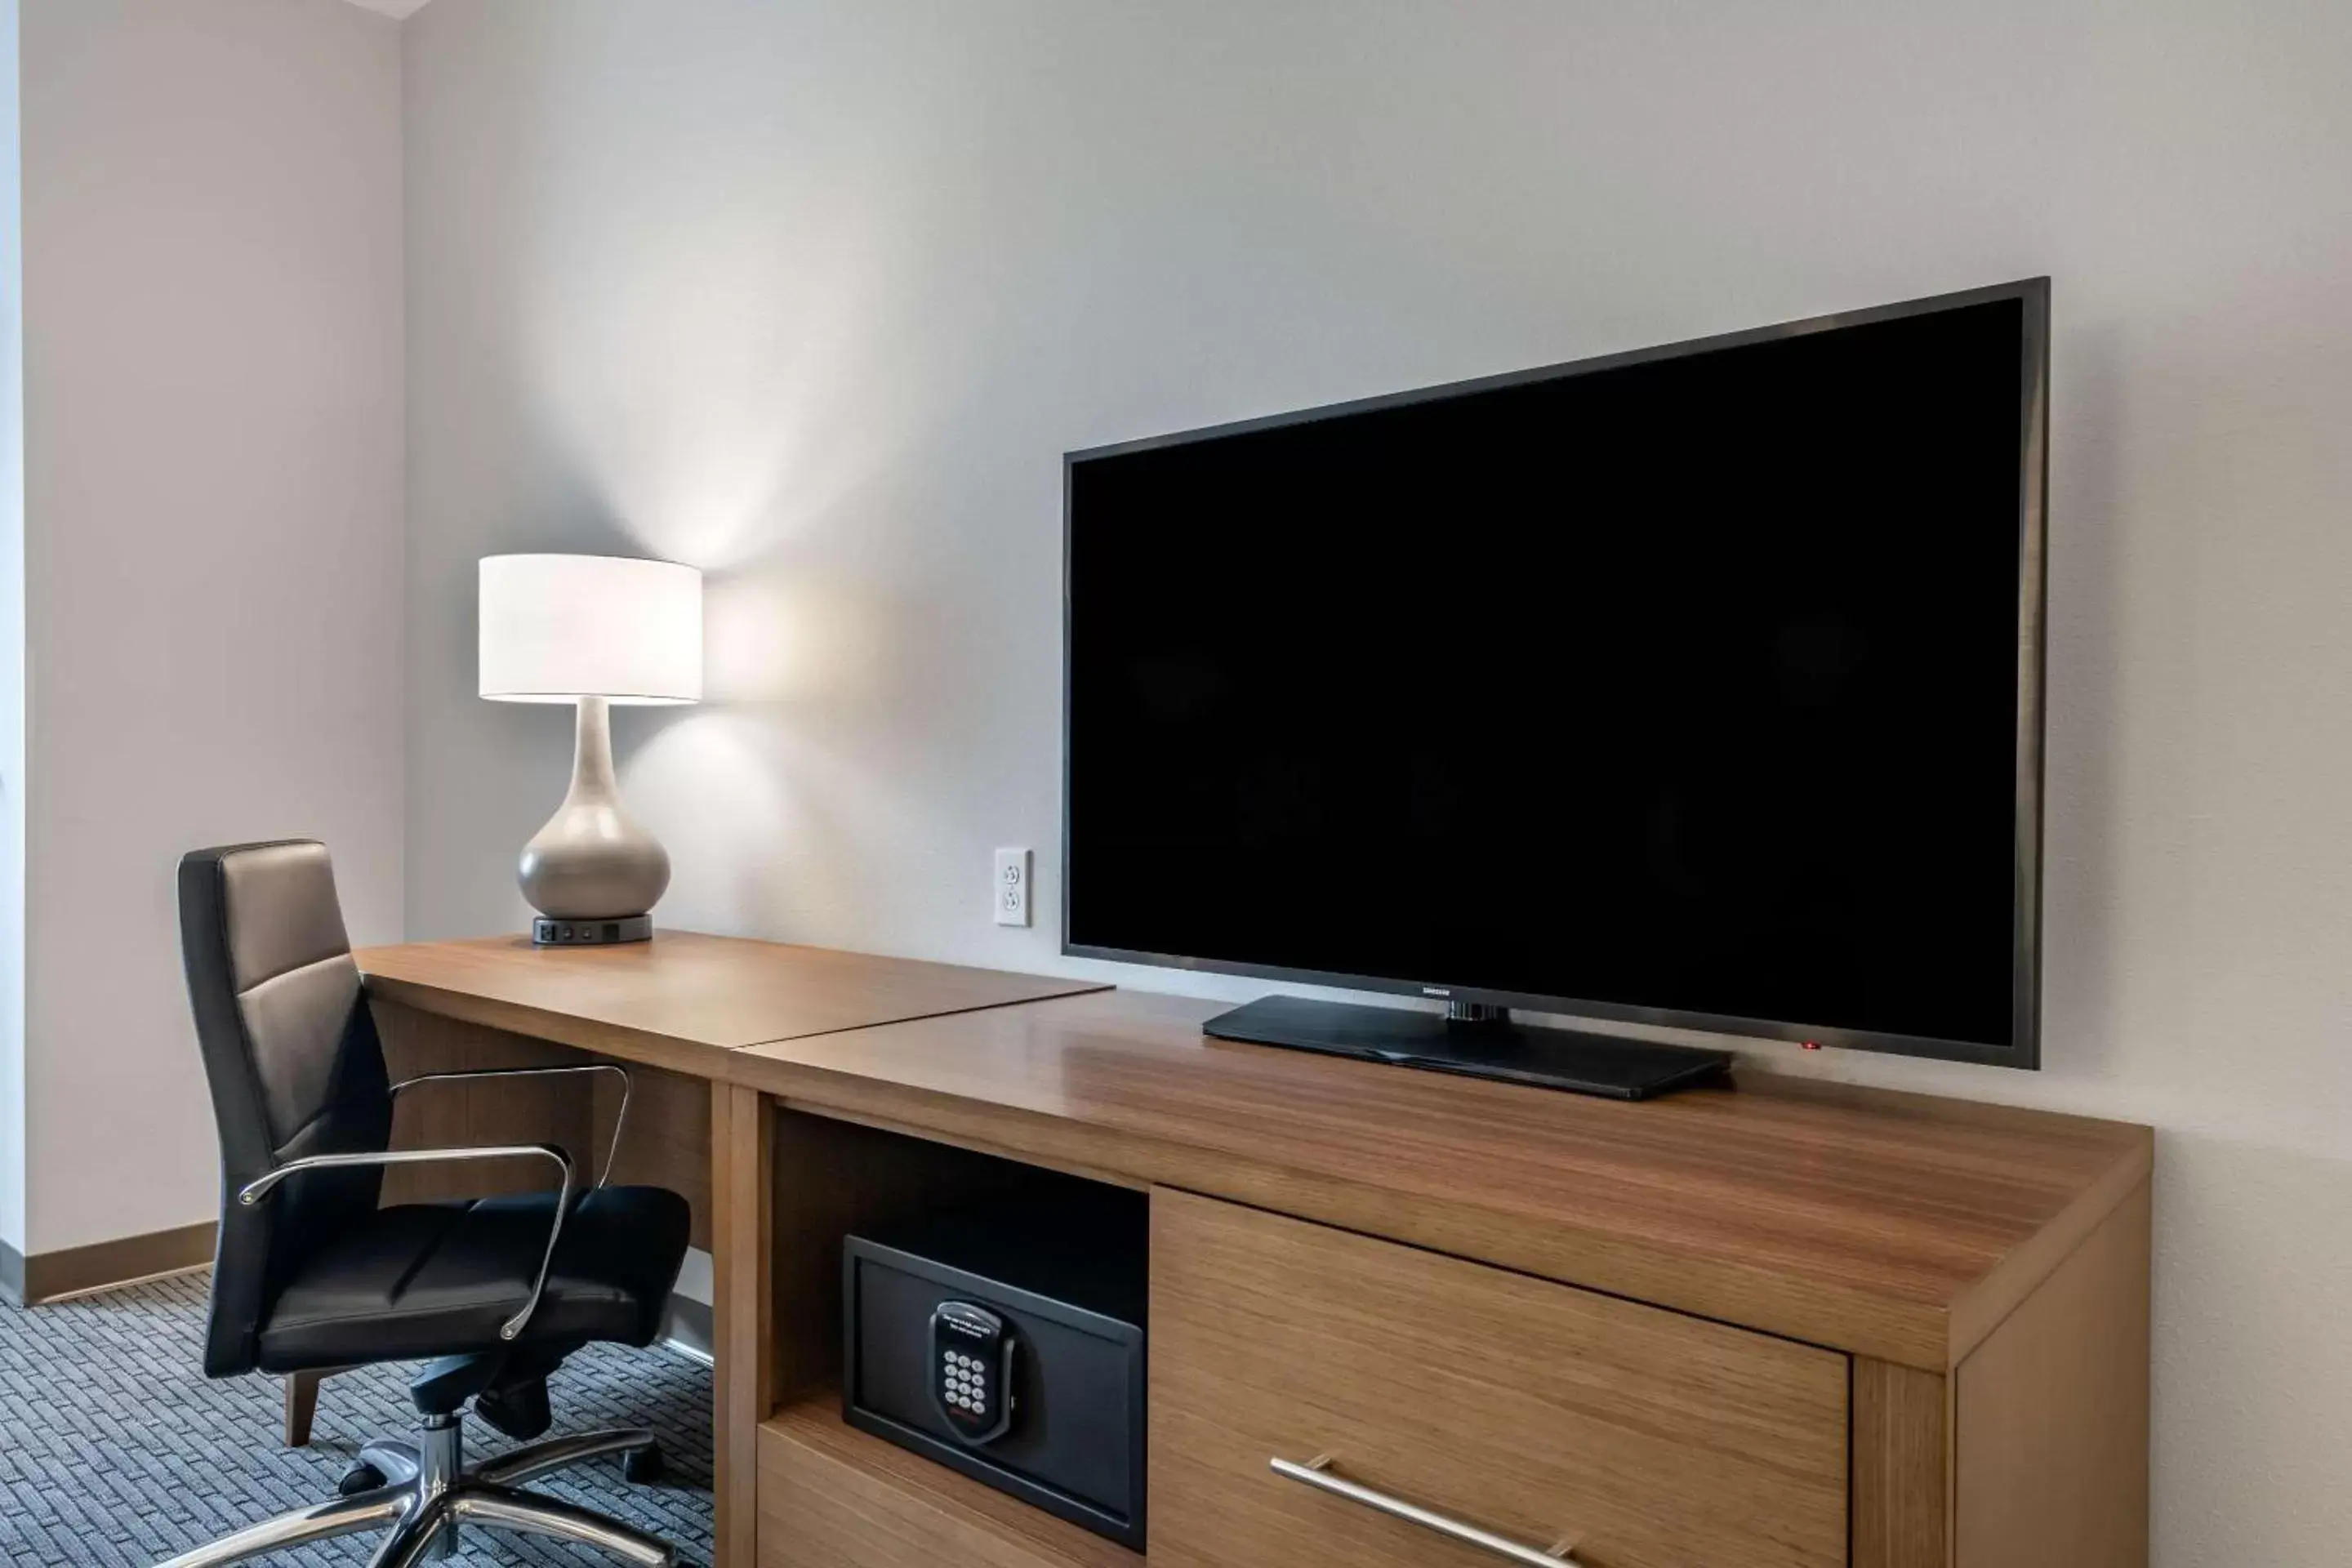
(178, 841, 392, 1377)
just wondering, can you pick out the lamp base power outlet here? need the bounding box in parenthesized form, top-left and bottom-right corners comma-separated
(532, 915, 653, 946)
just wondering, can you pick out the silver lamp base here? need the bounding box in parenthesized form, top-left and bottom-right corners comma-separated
(518, 696, 670, 939)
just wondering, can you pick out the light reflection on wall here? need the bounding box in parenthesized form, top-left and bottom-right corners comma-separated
(620, 702, 931, 946)
(519, 196, 911, 572)
(502, 158, 943, 943)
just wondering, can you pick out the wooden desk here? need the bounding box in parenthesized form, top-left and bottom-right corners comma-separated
(360, 932, 1105, 1236)
(357, 935, 2153, 1568)
(362, 930, 1108, 1067)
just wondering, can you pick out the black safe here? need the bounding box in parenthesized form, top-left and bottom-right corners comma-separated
(843, 1192, 1147, 1549)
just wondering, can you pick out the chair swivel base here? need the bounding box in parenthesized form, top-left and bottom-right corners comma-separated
(154, 1412, 677, 1568)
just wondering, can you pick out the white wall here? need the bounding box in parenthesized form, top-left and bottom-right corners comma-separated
(17, 0, 405, 1255)
(403, 3, 2352, 1561)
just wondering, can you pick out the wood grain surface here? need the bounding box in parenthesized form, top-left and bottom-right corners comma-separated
(376, 1001, 714, 1246)
(715, 1084, 778, 1568)
(356, 933, 2152, 1568)
(1151, 1188, 1848, 1568)
(1853, 1359, 1949, 1568)
(376, 1002, 596, 1207)
(595, 1058, 715, 1250)
(357, 931, 1106, 1064)
(760, 1396, 1139, 1568)
(764, 1109, 1073, 1405)
(1954, 1178, 2151, 1568)
(729, 987, 2151, 1367)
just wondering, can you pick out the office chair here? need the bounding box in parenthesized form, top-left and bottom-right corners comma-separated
(166, 840, 692, 1567)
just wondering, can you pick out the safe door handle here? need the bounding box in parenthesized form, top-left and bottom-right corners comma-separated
(1271, 1454, 1584, 1566)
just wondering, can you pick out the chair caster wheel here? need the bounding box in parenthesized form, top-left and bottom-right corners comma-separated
(622, 1443, 665, 1484)
(337, 1461, 386, 1496)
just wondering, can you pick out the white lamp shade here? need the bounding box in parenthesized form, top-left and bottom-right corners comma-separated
(479, 554, 703, 704)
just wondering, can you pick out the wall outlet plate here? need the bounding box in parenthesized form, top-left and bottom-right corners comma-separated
(994, 848, 1031, 927)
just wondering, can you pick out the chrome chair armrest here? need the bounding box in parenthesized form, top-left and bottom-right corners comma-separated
(237, 1143, 575, 1341)
(389, 1063, 633, 1187)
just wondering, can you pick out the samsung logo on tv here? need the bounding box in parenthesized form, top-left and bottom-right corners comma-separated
(1421, 987, 1450, 998)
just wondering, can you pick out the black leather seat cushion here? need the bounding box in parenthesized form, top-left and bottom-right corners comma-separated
(256, 1185, 690, 1371)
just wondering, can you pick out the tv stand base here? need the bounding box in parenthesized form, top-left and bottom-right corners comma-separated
(1203, 995, 1733, 1101)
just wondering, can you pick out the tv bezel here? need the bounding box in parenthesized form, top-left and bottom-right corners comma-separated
(1062, 277, 2050, 1070)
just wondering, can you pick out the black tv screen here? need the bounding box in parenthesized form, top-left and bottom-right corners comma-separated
(1065, 281, 2047, 1067)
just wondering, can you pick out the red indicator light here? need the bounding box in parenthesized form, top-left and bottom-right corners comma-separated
(1801, 1040, 1822, 1051)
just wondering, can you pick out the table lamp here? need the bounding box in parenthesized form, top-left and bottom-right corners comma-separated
(479, 554, 703, 944)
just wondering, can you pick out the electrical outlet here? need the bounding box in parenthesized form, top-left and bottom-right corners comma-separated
(993, 848, 1031, 927)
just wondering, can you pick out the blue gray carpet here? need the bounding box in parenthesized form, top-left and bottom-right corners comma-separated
(0, 1270, 713, 1566)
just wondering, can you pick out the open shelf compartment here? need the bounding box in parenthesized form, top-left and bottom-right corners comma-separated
(760, 1107, 1149, 1565)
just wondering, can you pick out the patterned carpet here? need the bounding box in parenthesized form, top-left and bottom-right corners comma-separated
(0, 1270, 714, 1566)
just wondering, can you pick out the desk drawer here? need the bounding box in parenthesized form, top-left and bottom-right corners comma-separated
(1150, 1191, 1847, 1568)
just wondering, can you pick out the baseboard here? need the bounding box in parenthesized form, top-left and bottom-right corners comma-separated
(662, 1291, 714, 1365)
(12, 1220, 216, 1304)
(6, 1229, 713, 1337)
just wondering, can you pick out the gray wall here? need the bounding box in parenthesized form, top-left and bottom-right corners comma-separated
(0, 0, 23, 1258)
(16, 0, 405, 1254)
(403, 3, 2352, 1561)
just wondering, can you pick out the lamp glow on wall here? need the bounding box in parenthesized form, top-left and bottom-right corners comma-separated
(479, 554, 703, 944)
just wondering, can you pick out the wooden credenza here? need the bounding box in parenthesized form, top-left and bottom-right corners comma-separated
(729, 989, 2150, 1568)
(358, 939, 2151, 1568)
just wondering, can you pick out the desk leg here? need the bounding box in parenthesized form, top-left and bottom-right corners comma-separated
(712, 1084, 775, 1568)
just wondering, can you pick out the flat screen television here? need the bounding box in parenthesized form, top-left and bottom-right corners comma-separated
(1064, 279, 2048, 1094)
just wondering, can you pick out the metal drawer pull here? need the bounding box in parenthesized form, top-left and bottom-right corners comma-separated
(1272, 1454, 1583, 1566)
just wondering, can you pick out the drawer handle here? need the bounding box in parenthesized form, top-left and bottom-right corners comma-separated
(1271, 1454, 1584, 1566)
